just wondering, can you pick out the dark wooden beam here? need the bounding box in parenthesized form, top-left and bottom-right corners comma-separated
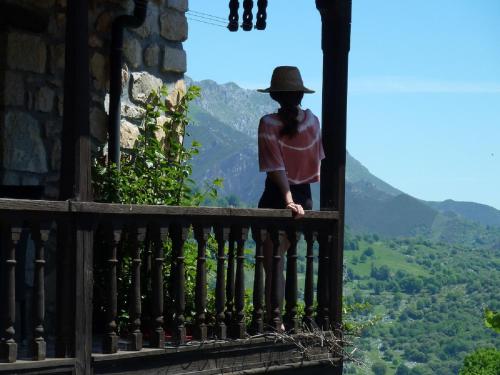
(59, 0, 91, 202)
(58, 1, 93, 375)
(316, 1, 352, 374)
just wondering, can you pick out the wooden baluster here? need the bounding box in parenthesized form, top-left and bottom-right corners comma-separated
(128, 227, 146, 351)
(303, 231, 316, 328)
(151, 224, 168, 348)
(269, 228, 283, 331)
(55, 221, 73, 358)
(250, 227, 265, 334)
(103, 226, 121, 354)
(316, 231, 331, 329)
(193, 225, 210, 341)
(225, 234, 235, 326)
(284, 229, 300, 332)
(171, 223, 188, 344)
(1, 224, 21, 363)
(232, 226, 248, 338)
(214, 226, 229, 339)
(31, 224, 50, 360)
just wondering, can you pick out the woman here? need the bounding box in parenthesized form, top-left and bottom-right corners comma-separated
(257, 66, 325, 325)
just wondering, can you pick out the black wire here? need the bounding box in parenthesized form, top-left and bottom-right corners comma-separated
(186, 12, 227, 25)
(187, 9, 227, 22)
(187, 17, 227, 29)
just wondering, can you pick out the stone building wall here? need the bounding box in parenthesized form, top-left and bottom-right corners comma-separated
(0, 0, 188, 199)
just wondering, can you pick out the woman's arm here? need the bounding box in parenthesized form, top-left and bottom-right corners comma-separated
(267, 171, 305, 217)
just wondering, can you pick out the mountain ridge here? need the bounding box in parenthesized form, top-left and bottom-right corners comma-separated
(186, 78, 500, 241)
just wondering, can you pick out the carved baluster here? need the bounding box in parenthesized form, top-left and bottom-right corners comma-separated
(128, 226, 146, 351)
(228, 0, 239, 31)
(1, 224, 21, 363)
(250, 227, 265, 334)
(214, 226, 229, 339)
(255, 0, 268, 30)
(194, 224, 210, 341)
(171, 223, 188, 344)
(269, 228, 283, 331)
(102, 226, 121, 354)
(303, 231, 316, 328)
(284, 229, 300, 332)
(151, 224, 168, 348)
(225, 234, 235, 326)
(31, 224, 50, 360)
(242, 0, 253, 31)
(316, 231, 331, 329)
(232, 226, 248, 338)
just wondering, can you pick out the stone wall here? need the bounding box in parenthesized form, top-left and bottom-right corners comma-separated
(0, 0, 188, 199)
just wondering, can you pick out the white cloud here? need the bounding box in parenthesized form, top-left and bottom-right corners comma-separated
(349, 76, 500, 94)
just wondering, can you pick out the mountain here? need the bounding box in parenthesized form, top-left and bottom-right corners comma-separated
(187, 78, 500, 242)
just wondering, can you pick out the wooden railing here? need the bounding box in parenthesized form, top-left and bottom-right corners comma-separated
(0, 198, 339, 369)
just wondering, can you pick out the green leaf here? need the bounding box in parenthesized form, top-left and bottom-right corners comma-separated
(484, 308, 500, 333)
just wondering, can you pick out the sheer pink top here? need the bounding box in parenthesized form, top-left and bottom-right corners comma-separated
(258, 109, 325, 185)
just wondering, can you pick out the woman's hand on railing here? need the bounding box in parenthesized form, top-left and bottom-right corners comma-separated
(286, 202, 305, 218)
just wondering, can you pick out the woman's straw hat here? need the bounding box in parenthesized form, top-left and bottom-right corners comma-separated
(258, 66, 315, 94)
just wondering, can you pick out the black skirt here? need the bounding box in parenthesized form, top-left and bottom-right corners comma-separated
(258, 177, 312, 210)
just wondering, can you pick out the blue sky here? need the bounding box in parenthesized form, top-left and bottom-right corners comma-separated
(185, 0, 500, 209)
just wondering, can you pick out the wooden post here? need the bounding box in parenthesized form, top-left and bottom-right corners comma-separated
(250, 227, 265, 334)
(57, 0, 92, 373)
(0, 224, 22, 363)
(232, 226, 248, 339)
(316, 1, 351, 372)
(32, 224, 50, 360)
(194, 225, 210, 341)
(214, 226, 229, 339)
(103, 226, 122, 354)
(284, 230, 299, 332)
(302, 231, 316, 328)
(151, 225, 167, 348)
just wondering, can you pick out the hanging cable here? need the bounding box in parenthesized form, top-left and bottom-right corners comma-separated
(187, 9, 227, 22)
(186, 13, 227, 26)
(187, 16, 227, 28)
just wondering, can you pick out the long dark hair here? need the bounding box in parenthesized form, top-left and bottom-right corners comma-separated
(270, 91, 304, 138)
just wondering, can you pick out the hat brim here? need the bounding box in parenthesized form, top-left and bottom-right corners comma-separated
(257, 87, 315, 94)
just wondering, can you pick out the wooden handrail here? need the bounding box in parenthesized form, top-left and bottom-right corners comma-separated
(0, 198, 339, 221)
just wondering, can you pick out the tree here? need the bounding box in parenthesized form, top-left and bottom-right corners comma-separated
(395, 364, 410, 375)
(371, 361, 388, 375)
(459, 348, 500, 375)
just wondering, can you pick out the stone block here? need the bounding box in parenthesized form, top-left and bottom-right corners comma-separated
(123, 37, 142, 69)
(120, 120, 140, 149)
(166, 78, 187, 106)
(144, 44, 160, 67)
(2, 111, 48, 173)
(2, 71, 25, 106)
(50, 140, 61, 171)
(130, 72, 163, 103)
(90, 107, 108, 143)
(132, 5, 160, 38)
(91, 52, 107, 90)
(160, 10, 188, 42)
(50, 43, 65, 73)
(7, 32, 47, 74)
(45, 120, 62, 139)
(167, 0, 188, 12)
(36, 87, 55, 113)
(89, 33, 103, 48)
(96, 11, 113, 33)
(122, 103, 146, 121)
(162, 45, 186, 73)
